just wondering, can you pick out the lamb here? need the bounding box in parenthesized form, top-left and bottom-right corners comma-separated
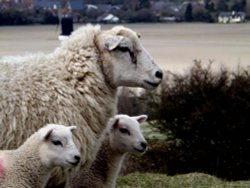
(65, 114, 148, 188)
(0, 24, 162, 186)
(0, 124, 80, 188)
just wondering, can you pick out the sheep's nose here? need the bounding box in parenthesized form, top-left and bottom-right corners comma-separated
(74, 155, 81, 165)
(140, 141, 148, 150)
(155, 70, 163, 79)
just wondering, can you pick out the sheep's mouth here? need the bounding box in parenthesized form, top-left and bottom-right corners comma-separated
(144, 80, 160, 88)
(134, 147, 146, 153)
(67, 161, 79, 166)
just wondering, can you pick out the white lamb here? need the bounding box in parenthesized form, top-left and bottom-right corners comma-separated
(65, 114, 148, 188)
(0, 24, 162, 186)
(0, 124, 80, 188)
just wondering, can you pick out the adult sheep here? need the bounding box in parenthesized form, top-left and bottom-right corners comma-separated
(0, 24, 162, 186)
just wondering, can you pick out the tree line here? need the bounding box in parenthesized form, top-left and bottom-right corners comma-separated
(0, 0, 248, 25)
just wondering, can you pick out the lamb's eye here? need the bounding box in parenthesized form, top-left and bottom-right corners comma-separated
(119, 128, 130, 135)
(52, 140, 63, 146)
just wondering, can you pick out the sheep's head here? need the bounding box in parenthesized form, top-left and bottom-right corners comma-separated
(39, 124, 81, 168)
(95, 26, 163, 90)
(108, 114, 148, 155)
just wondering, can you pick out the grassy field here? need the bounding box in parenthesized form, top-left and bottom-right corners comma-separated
(117, 172, 250, 188)
(0, 23, 250, 72)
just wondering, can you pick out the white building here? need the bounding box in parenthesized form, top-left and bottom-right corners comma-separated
(218, 11, 246, 23)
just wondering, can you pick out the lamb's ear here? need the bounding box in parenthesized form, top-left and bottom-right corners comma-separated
(134, 115, 148, 124)
(110, 118, 120, 131)
(69, 126, 77, 133)
(43, 129, 53, 141)
(104, 35, 124, 51)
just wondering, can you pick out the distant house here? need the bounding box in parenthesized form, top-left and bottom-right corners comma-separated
(152, 1, 179, 13)
(97, 13, 119, 23)
(218, 11, 246, 23)
(84, 3, 121, 13)
(84, 4, 98, 11)
(0, 0, 12, 10)
(151, 0, 180, 22)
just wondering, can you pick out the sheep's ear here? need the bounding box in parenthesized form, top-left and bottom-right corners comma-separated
(134, 115, 148, 124)
(69, 126, 77, 132)
(136, 32, 141, 38)
(44, 129, 53, 141)
(104, 35, 124, 51)
(111, 118, 120, 130)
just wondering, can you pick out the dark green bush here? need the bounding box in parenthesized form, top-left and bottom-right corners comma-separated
(118, 61, 250, 180)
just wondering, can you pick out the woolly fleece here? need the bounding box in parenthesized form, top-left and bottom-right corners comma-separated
(0, 24, 161, 187)
(0, 25, 115, 187)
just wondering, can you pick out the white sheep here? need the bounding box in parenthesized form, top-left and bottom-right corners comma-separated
(65, 114, 148, 188)
(0, 124, 80, 188)
(0, 24, 162, 187)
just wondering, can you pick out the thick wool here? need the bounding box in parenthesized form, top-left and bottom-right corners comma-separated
(0, 24, 162, 187)
(0, 139, 50, 188)
(66, 114, 148, 188)
(0, 25, 115, 186)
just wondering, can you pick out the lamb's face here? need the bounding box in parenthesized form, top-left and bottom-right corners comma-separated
(109, 114, 148, 155)
(96, 26, 163, 90)
(39, 124, 81, 168)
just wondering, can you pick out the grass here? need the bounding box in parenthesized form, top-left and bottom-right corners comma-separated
(117, 172, 250, 188)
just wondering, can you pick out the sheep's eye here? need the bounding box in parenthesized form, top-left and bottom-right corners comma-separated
(52, 140, 63, 146)
(115, 46, 137, 64)
(115, 46, 130, 52)
(119, 128, 130, 135)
